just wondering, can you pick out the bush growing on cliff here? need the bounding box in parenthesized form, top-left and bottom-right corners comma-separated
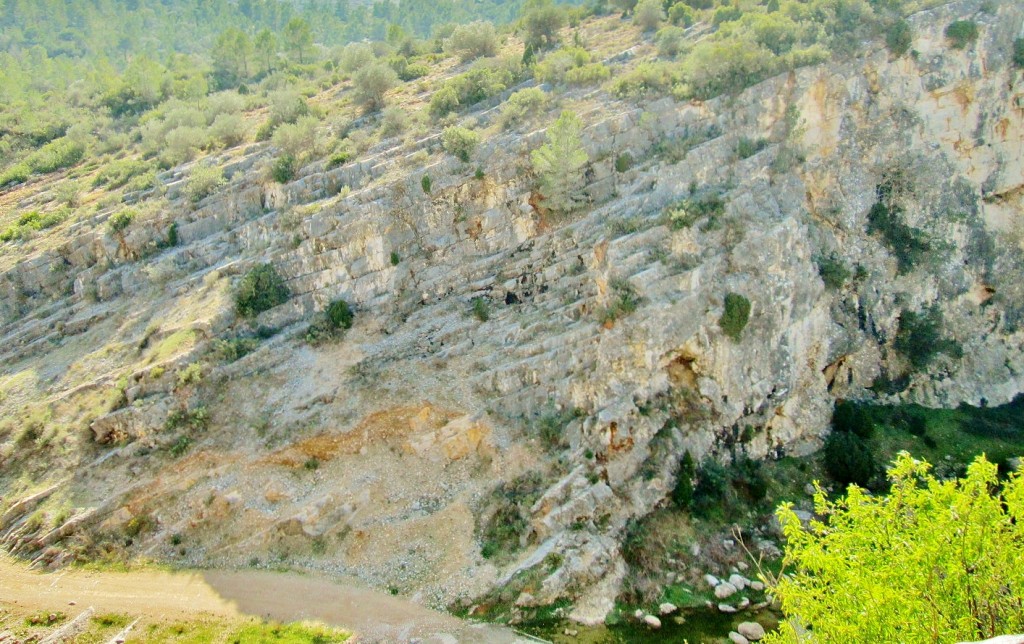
(235, 264, 290, 317)
(441, 126, 480, 162)
(885, 20, 912, 57)
(894, 306, 962, 371)
(719, 292, 751, 341)
(765, 453, 1024, 643)
(945, 20, 979, 49)
(866, 199, 930, 274)
(1014, 38, 1024, 67)
(184, 164, 225, 204)
(305, 298, 355, 344)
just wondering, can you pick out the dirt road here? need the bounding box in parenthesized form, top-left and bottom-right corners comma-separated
(0, 556, 532, 643)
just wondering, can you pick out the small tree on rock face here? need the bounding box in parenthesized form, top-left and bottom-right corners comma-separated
(530, 110, 589, 215)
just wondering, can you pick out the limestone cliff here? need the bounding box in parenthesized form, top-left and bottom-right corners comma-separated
(0, 0, 1022, 620)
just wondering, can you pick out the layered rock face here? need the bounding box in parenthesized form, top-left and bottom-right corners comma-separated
(0, 0, 1021, 616)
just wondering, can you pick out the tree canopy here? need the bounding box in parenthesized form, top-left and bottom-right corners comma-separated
(766, 453, 1024, 643)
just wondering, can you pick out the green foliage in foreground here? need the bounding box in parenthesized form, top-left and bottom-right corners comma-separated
(767, 453, 1024, 643)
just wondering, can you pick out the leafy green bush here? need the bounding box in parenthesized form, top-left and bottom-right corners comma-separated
(93, 159, 153, 189)
(212, 337, 260, 362)
(354, 62, 398, 111)
(531, 111, 589, 214)
(672, 451, 696, 509)
(421, 174, 432, 193)
(823, 429, 876, 487)
(832, 400, 875, 439)
(691, 457, 730, 518)
(885, 20, 912, 57)
(770, 453, 1024, 644)
(271, 155, 296, 183)
(472, 297, 490, 322)
(597, 278, 641, 325)
(184, 164, 225, 204)
(25, 137, 85, 174)
(633, 0, 664, 30)
(1, 208, 70, 242)
(816, 254, 850, 290)
(719, 292, 751, 341)
(235, 264, 290, 317)
(0, 163, 31, 188)
(615, 152, 634, 173)
(866, 200, 930, 274)
(499, 87, 547, 129)
(612, 61, 678, 98)
(894, 306, 962, 371)
(107, 208, 136, 235)
(945, 20, 979, 49)
(441, 126, 480, 162)
(736, 136, 767, 159)
(1015, 38, 1024, 67)
(667, 3, 695, 27)
(305, 298, 354, 344)
(656, 25, 686, 57)
(443, 21, 499, 61)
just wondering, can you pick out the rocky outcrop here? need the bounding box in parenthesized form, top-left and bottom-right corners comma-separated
(0, 0, 1021, 620)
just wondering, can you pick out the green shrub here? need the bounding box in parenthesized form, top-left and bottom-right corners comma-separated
(531, 110, 589, 214)
(328, 146, 353, 168)
(212, 337, 260, 362)
(472, 297, 490, 322)
(615, 152, 634, 173)
(499, 87, 547, 129)
(25, 137, 85, 174)
(0, 162, 31, 188)
(823, 430, 876, 488)
(832, 400, 875, 439)
(94, 159, 153, 189)
(441, 126, 480, 162)
(816, 254, 851, 290)
(719, 292, 751, 341)
(235, 264, 290, 317)
(305, 298, 354, 344)
(443, 21, 499, 61)
(390, 251, 400, 265)
(564, 62, 611, 86)
(886, 20, 912, 57)
(672, 451, 695, 509)
(667, 3, 694, 27)
(271, 154, 296, 183)
(894, 306, 962, 371)
(866, 200, 930, 274)
(165, 406, 209, 432)
(107, 209, 137, 235)
(945, 20, 979, 49)
(612, 61, 678, 98)
(736, 136, 767, 159)
(421, 174, 432, 193)
(597, 278, 641, 325)
(691, 457, 730, 518)
(664, 193, 725, 230)
(184, 164, 225, 204)
(1014, 38, 1024, 67)
(633, 0, 664, 30)
(656, 25, 687, 57)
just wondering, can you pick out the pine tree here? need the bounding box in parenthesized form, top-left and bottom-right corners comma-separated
(530, 111, 589, 214)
